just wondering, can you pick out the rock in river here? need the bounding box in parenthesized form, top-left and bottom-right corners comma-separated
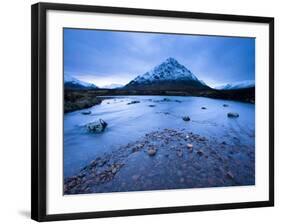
(227, 112, 239, 118)
(201, 107, 207, 110)
(163, 98, 171, 102)
(86, 119, 108, 133)
(223, 104, 229, 107)
(81, 111, 91, 115)
(182, 116, 191, 121)
(127, 100, 140, 105)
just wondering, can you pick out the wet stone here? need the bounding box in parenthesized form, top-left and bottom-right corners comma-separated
(177, 150, 183, 157)
(227, 112, 239, 118)
(197, 150, 204, 156)
(226, 171, 234, 179)
(147, 148, 157, 156)
(182, 116, 191, 122)
(132, 175, 140, 181)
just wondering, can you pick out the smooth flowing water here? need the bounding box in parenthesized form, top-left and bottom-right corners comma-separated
(64, 96, 255, 178)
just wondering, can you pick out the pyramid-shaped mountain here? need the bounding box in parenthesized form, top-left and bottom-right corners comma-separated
(124, 58, 210, 91)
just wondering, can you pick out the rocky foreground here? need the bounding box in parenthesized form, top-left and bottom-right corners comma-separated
(64, 128, 255, 195)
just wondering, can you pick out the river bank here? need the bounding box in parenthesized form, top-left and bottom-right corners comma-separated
(64, 87, 255, 113)
(64, 128, 254, 194)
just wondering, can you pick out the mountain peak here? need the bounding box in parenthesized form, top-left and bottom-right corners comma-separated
(165, 57, 179, 64)
(125, 58, 209, 90)
(129, 58, 199, 84)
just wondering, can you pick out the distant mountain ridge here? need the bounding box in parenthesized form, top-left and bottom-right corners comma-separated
(64, 74, 98, 89)
(102, 83, 124, 89)
(124, 57, 210, 91)
(215, 80, 255, 90)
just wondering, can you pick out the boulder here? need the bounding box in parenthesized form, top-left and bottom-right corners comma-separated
(201, 107, 207, 110)
(86, 119, 108, 133)
(227, 112, 239, 118)
(182, 116, 190, 121)
(223, 104, 229, 107)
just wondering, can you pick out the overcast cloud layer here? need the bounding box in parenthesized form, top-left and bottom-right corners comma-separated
(64, 28, 255, 88)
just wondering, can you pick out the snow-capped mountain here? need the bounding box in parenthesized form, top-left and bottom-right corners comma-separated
(64, 74, 98, 89)
(125, 57, 209, 91)
(216, 80, 255, 90)
(102, 83, 124, 89)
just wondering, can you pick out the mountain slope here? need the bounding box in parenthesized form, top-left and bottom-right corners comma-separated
(124, 57, 210, 91)
(64, 74, 98, 89)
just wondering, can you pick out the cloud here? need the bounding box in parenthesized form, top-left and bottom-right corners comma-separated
(64, 29, 255, 86)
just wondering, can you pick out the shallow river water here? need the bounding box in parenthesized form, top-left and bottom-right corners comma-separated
(64, 95, 255, 178)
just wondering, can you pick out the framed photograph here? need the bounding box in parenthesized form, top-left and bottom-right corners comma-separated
(31, 2, 274, 222)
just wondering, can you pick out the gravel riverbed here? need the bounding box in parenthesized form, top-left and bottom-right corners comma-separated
(64, 128, 254, 195)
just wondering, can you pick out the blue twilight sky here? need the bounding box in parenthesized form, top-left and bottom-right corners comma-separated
(64, 28, 255, 88)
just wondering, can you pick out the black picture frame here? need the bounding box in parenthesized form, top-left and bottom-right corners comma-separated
(31, 2, 274, 222)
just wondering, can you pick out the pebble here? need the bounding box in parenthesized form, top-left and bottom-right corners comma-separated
(112, 168, 117, 174)
(197, 150, 204, 156)
(147, 148, 157, 156)
(177, 150, 183, 157)
(132, 175, 140, 181)
(226, 171, 234, 179)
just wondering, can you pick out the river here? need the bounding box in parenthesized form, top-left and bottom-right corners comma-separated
(64, 95, 255, 178)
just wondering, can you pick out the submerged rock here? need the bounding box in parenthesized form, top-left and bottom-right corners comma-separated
(81, 111, 91, 115)
(86, 119, 108, 133)
(223, 104, 229, 107)
(127, 100, 140, 105)
(182, 116, 191, 121)
(148, 104, 156, 107)
(227, 112, 239, 118)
